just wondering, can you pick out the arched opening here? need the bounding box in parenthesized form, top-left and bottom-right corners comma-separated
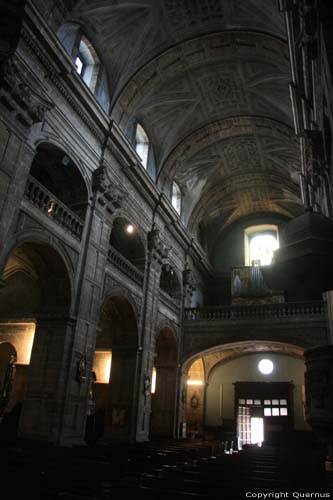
(25, 144, 88, 239)
(185, 357, 205, 438)
(90, 295, 138, 443)
(135, 123, 150, 169)
(151, 328, 178, 438)
(159, 265, 181, 302)
(57, 23, 110, 112)
(29, 143, 88, 219)
(0, 242, 71, 442)
(206, 351, 309, 448)
(171, 181, 182, 215)
(181, 342, 318, 448)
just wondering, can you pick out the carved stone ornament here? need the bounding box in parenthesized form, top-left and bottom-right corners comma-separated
(183, 266, 195, 288)
(0, 58, 54, 127)
(92, 164, 127, 212)
(148, 223, 170, 262)
(143, 375, 151, 397)
(76, 354, 87, 384)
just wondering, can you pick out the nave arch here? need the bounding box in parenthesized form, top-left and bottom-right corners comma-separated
(0, 239, 73, 442)
(181, 341, 309, 444)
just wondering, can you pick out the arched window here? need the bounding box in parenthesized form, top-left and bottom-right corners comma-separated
(135, 123, 150, 169)
(57, 24, 110, 112)
(171, 181, 182, 215)
(244, 225, 279, 266)
(75, 35, 100, 93)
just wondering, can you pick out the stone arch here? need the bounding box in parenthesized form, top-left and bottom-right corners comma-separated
(0, 240, 73, 442)
(1, 229, 75, 300)
(151, 326, 178, 438)
(26, 142, 88, 220)
(101, 285, 140, 324)
(155, 319, 179, 345)
(182, 341, 307, 443)
(32, 137, 91, 197)
(90, 294, 139, 443)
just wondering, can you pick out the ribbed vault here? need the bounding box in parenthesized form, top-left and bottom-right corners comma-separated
(57, 0, 303, 248)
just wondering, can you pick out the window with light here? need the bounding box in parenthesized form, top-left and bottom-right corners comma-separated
(244, 225, 279, 266)
(135, 124, 150, 169)
(75, 36, 101, 93)
(171, 181, 182, 215)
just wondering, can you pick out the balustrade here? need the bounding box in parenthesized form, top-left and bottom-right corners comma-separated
(184, 301, 326, 321)
(159, 288, 181, 313)
(107, 245, 144, 286)
(24, 176, 84, 239)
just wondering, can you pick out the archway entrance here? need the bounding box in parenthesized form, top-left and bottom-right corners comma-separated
(92, 295, 138, 442)
(183, 341, 313, 447)
(0, 242, 71, 442)
(151, 328, 178, 438)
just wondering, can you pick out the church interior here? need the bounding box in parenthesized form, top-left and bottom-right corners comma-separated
(1, 0, 333, 497)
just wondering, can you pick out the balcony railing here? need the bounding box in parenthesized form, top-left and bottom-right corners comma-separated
(24, 176, 84, 239)
(184, 301, 326, 321)
(107, 245, 144, 287)
(159, 288, 181, 313)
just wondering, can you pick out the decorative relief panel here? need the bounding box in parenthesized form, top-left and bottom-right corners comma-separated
(201, 73, 246, 106)
(164, 0, 224, 31)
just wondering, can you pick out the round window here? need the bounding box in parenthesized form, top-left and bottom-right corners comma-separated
(258, 359, 274, 375)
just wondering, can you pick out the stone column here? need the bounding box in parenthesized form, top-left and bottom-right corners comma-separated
(19, 315, 76, 442)
(176, 266, 195, 438)
(55, 164, 127, 446)
(134, 224, 169, 442)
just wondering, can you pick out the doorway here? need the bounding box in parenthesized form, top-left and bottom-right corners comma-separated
(235, 382, 293, 448)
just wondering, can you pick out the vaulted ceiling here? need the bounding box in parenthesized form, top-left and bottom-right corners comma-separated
(64, 0, 303, 244)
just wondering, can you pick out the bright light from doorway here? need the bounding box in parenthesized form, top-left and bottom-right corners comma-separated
(126, 224, 134, 234)
(251, 417, 264, 446)
(258, 359, 274, 375)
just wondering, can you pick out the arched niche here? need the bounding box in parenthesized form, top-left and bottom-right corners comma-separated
(28, 143, 88, 220)
(91, 295, 139, 443)
(151, 327, 178, 438)
(109, 217, 146, 272)
(0, 241, 72, 442)
(185, 357, 205, 438)
(159, 264, 181, 302)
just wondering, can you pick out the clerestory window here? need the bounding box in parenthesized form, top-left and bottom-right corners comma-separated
(75, 36, 100, 93)
(135, 123, 150, 169)
(171, 181, 182, 215)
(57, 23, 110, 112)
